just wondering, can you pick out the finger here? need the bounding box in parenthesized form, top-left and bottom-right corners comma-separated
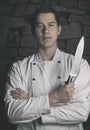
(16, 88, 29, 98)
(16, 88, 28, 96)
(11, 94, 21, 99)
(67, 86, 75, 95)
(68, 82, 75, 86)
(10, 93, 27, 99)
(11, 89, 27, 97)
(10, 90, 28, 99)
(61, 82, 66, 86)
(16, 88, 26, 93)
(10, 92, 20, 99)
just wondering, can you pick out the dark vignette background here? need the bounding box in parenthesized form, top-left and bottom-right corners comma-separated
(0, 0, 90, 130)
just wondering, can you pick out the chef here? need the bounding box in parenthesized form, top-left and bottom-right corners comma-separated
(4, 5, 90, 130)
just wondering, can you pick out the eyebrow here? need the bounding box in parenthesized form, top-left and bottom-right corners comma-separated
(49, 21, 57, 24)
(36, 21, 57, 25)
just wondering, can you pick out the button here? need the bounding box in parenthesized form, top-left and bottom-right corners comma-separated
(57, 61, 61, 63)
(32, 78, 36, 81)
(33, 63, 36, 65)
(58, 76, 61, 79)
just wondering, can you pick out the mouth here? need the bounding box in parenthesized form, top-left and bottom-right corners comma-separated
(43, 36, 51, 41)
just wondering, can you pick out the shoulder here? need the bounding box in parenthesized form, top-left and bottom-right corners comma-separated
(80, 58, 90, 70)
(10, 53, 36, 70)
(59, 49, 89, 66)
(58, 49, 74, 64)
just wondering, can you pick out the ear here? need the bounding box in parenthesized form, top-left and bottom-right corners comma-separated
(58, 25, 62, 36)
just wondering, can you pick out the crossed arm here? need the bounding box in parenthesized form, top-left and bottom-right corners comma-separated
(10, 82, 75, 106)
(5, 59, 90, 125)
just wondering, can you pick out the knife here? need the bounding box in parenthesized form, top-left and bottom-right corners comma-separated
(66, 36, 84, 84)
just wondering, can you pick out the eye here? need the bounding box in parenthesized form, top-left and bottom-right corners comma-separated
(49, 22, 56, 27)
(35, 24, 44, 29)
(50, 23, 55, 26)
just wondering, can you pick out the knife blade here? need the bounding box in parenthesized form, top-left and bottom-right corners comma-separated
(66, 36, 84, 84)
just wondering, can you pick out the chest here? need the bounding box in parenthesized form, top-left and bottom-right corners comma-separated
(27, 60, 70, 97)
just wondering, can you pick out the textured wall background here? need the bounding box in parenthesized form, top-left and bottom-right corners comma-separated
(0, 0, 90, 129)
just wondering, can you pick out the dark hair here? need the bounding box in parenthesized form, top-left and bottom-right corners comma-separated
(30, 5, 60, 32)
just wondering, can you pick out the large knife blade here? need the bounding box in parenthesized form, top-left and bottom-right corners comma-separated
(66, 36, 84, 84)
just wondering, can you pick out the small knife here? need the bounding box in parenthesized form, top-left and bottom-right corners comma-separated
(66, 36, 84, 84)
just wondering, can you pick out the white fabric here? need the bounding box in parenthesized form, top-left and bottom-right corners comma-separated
(4, 48, 90, 130)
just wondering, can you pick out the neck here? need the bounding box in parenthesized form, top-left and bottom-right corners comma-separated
(38, 46, 57, 61)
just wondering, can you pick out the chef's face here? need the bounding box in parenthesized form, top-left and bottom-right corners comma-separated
(34, 12, 61, 49)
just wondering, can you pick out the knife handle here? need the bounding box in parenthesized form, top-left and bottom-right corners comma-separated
(66, 75, 77, 84)
(66, 75, 71, 84)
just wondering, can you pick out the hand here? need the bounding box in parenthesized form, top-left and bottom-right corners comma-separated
(10, 88, 29, 100)
(49, 82, 75, 106)
(57, 82, 75, 103)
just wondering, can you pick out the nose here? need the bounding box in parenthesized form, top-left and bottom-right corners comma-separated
(43, 25, 49, 34)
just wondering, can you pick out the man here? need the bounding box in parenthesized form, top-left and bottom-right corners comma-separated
(4, 6, 90, 130)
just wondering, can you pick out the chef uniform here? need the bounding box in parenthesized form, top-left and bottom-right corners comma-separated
(4, 48, 90, 130)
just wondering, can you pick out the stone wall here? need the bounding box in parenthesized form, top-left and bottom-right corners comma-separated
(0, 0, 90, 130)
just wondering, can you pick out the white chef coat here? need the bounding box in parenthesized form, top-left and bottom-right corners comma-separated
(4, 48, 90, 130)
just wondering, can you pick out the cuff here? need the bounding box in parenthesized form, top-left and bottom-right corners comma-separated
(41, 107, 57, 124)
(34, 95, 50, 116)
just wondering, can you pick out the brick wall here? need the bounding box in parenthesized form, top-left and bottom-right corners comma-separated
(0, 0, 90, 129)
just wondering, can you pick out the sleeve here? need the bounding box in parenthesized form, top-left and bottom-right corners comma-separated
(41, 59, 90, 125)
(4, 62, 50, 124)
